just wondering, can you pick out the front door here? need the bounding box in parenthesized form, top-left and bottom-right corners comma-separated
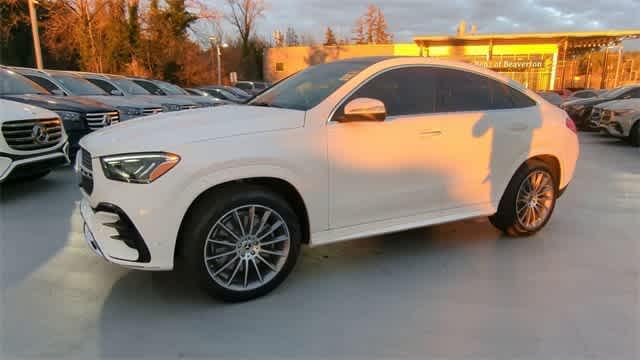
(327, 66, 445, 229)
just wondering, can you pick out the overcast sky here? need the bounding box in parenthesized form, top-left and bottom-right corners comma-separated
(199, 0, 640, 48)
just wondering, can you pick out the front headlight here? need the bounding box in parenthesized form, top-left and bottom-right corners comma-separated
(117, 106, 143, 116)
(101, 153, 180, 184)
(162, 104, 181, 112)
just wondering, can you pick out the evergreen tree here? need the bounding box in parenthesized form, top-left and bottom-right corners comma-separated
(285, 27, 299, 46)
(373, 7, 391, 44)
(164, 0, 198, 38)
(324, 27, 337, 46)
(364, 4, 376, 44)
(352, 17, 366, 44)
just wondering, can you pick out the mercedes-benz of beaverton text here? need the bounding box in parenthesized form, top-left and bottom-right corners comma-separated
(594, 99, 640, 146)
(130, 78, 225, 108)
(0, 68, 118, 154)
(77, 57, 580, 302)
(77, 73, 200, 112)
(12, 67, 164, 121)
(1, 99, 69, 183)
(562, 84, 640, 130)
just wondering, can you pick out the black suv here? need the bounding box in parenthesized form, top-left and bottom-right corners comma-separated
(0, 68, 119, 154)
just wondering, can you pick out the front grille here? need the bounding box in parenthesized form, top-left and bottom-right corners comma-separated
(1, 117, 63, 151)
(79, 148, 94, 195)
(142, 107, 163, 115)
(179, 105, 198, 110)
(85, 111, 120, 130)
(590, 108, 601, 120)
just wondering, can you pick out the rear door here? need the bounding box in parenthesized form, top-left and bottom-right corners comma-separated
(435, 68, 539, 210)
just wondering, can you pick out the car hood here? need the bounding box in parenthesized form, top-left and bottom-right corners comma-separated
(1, 94, 116, 113)
(0, 98, 59, 121)
(601, 98, 640, 111)
(84, 95, 161, 109)
(563, 97, 614, 107)
(80, 105, 305, 156)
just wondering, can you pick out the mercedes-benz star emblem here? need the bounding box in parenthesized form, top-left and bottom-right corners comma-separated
(32, 125, 49, 145)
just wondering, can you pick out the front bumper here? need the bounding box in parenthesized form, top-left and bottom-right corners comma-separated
(0, 142, 69, 182)
(79, 198, 156, 269)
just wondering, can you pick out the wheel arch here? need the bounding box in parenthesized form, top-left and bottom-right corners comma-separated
(174, 176, 311, 260)
(496, 153, 563, 208)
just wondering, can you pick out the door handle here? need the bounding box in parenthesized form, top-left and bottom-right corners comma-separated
(508, 123, 528, 131)
(420, 130, 442, 137)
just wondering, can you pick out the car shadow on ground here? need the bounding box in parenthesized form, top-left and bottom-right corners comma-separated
(95, 217, 544, 358)
(0, 168, 79, 290)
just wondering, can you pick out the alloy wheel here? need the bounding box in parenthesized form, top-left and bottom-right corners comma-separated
(203, 205, 291, 291)
(515, 170, 555, 231)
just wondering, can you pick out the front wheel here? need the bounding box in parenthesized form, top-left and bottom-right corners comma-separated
(490, 160, 557, 236)
(181, 185, 301, 302)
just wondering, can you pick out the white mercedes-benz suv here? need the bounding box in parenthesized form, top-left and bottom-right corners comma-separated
(1, 99, 69, 183)
(78, 57, 579, 301)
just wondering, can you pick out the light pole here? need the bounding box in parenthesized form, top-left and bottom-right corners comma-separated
(28, 0, 43, 69)
(209, 36, 229, 85)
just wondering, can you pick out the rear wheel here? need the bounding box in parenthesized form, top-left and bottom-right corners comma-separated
(181, 185, 301, 302)
(490, 160, 557, 236)
(629, 120, 640, 147)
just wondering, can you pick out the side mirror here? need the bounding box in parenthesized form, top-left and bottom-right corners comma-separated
(339, 98, 386, 122)
(110, 89, 123, 96)
(51, 89, 66, 96)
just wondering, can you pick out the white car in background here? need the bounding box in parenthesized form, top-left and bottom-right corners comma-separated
(596, 99, 640, 146)
(0, 99, 69, 183)
(77, 57, 579, 302)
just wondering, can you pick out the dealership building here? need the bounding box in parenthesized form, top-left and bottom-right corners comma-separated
(264, 29, 640, 91)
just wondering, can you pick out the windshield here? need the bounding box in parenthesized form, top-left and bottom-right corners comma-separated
(225, 86, 251, 97)
(52, 74, 107, 95)
(111, 78, 151, 95)
(0, 69, 50, 95)
(215, 88, 242, 102)
(155, 81, 188, 95)
(248, 60, 374, 110)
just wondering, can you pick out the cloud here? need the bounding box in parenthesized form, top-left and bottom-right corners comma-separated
(201, 0, 640, 44)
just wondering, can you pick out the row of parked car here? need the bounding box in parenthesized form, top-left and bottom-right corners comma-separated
(537, 85, 640, 147)
(559, 85, 640, 147)
(0, 65, 269, 183)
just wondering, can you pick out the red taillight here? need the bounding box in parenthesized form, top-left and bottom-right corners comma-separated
(566, 117, 578, 134)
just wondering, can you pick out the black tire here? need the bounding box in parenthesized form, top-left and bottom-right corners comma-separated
(489, 160, 557, 236)
(629, 120, 640, 147)
(181, 184, 301, 302)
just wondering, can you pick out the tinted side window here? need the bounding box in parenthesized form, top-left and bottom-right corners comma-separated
(436, 69, 535, 112)
(87, 78, 118, 94)
(236, 83, 252, 90)
(506, 85, 537, 108)
(26, 75, 62, 93)
(436, 69, 491, 112)
(338, 67, 437, 118)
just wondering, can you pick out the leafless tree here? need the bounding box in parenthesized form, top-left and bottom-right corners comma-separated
(225, 0, 266, 55)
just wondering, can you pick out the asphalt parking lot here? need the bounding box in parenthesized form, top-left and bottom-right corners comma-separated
(1, 133, 638, 359)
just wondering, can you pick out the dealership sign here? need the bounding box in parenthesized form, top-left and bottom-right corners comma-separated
(472, 59, 546, 71)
